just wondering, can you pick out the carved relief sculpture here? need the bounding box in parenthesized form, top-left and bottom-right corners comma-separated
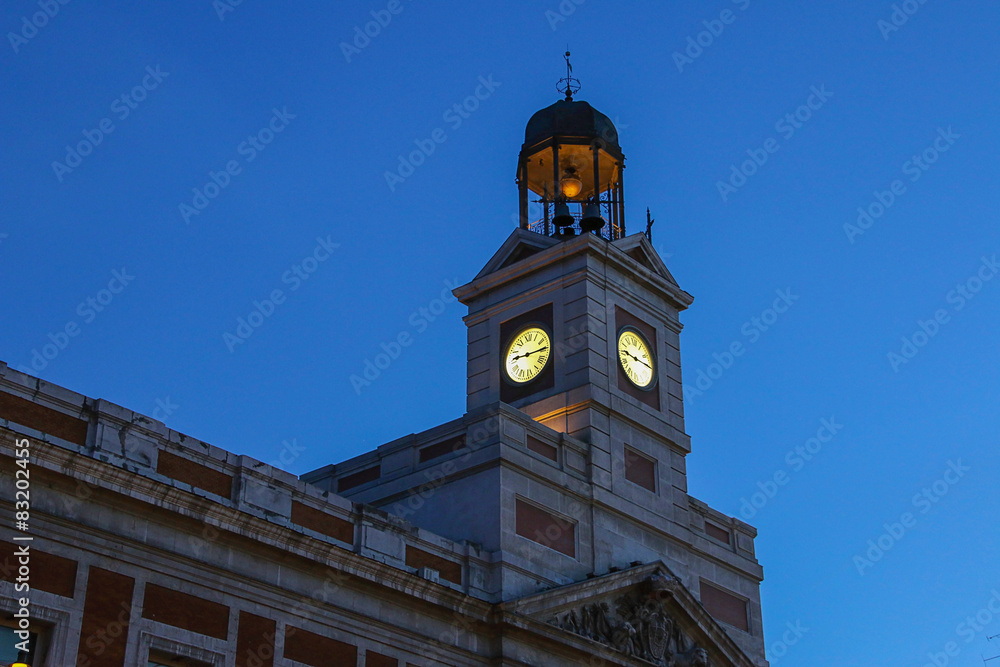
(547, 573, 712, 666)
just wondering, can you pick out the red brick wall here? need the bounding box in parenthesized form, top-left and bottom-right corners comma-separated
(77, 567, 134, 667)
(283, 626, 356, 667)
(236, 611, 275, 667)
(624, 446, 657, 492)
(526, 435, 558, 461)
(337, 465, 380, 492)
(156, 450, 233, 498)
(404, 546, 462, 585)
(291, 501, 354, 544)
(700, 581, 749, 632)
(366, 651, 398, 667)
(705, 522, 732, 545)
(141, 583, 229, 640)
(515, 498, 575, 558)
(417, 436, 465, 463)
(0, 390, 88, 445)
(0, 543, 77, 598)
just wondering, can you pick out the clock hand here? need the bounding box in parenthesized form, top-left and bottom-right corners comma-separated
(513, 346, 549, 361)
(626, 351, 651, 370)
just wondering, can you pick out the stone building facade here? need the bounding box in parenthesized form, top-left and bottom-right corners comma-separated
(0, 95, 768, 667)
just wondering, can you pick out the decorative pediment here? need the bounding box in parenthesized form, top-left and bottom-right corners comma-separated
(506, 564, 755, 667)
(548, 578, 708, 665)
(611, 233, 680, 288)
(474, 228, 561, 280)
(457, 229, 693, 312)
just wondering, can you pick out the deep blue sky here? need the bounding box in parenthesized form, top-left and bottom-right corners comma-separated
(3, 1, 999, 664)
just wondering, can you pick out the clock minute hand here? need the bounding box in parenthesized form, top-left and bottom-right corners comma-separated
(626, 351, 651, 370)
(513, 346, 549, 361)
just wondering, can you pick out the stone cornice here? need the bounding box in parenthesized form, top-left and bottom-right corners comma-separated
(0, 425, 491, 615)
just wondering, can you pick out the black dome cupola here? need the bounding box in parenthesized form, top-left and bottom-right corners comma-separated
(516, 53, 625, 239)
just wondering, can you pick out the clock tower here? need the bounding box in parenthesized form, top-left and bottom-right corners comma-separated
(460, 88, 694, 482)
(304, 73, 769, 665)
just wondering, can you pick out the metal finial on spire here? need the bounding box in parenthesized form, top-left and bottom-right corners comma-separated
(557, 50, 581, 100)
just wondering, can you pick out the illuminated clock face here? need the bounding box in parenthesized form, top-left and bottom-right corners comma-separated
(504, 326, 551, 384)
(618, 327, 656, 389)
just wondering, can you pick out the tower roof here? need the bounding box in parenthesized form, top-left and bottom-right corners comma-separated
(523, 98, 621, 154)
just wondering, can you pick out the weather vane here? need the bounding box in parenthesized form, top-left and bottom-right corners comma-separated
(557, 49, 581, 100)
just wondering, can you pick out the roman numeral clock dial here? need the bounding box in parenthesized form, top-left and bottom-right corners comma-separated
(503, 326, 551, 384)
(618, 327, 656, 390)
